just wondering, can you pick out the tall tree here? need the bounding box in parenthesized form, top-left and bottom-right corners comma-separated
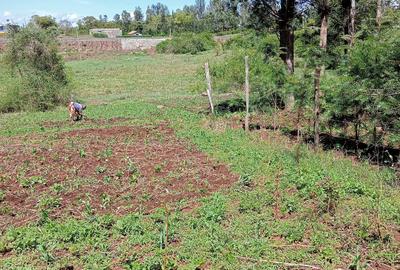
(121, 10, 132, 34)
(196, 0, 206, 18)
(376, 0, 382, 30)
(134, 6, 144, 22)
(113, 14, 121, 22)
(250, 0, 297, 109)
(313, 0, 330, 148)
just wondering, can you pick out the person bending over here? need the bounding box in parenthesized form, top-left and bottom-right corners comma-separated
(68, 101, 87, 121)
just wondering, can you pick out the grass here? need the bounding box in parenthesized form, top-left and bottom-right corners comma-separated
(0, 51, 399, 269)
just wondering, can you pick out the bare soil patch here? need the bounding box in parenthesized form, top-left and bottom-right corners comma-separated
(0, 122, 237, 230)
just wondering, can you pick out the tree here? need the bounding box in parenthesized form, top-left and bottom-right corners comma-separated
(250, 0, 298, 109)
(196, 0, 206, 18)
(2, 25, 70, 112)
(134, 6, 144, 22)
(78, 16, 99, 33)
(376, 0, 382, 30)
(30, 15, 58, 30)
(121, 10, 132, 34)
(113, 14, 121, 23)
(313, 0, 330, 147)
(59, 19, 73, 35)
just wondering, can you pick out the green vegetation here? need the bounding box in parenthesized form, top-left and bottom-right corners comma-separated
(0, 1, 399, 267)
(0, 52, 399, 268)
(92, 32, 108, 38)
(1, 25, 70, 113)
(156, 33, 215, 54)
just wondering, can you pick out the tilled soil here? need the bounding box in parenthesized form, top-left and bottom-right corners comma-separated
(0, 122, 237, 231)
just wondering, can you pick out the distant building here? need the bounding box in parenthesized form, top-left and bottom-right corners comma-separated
(89, 28, 122, 38)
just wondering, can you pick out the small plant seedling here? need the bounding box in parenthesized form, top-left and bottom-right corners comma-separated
(154, 164, 162, 173)
(126, 158, 141, 184)
(238, 174, 253, 188)
(115, 171, 124, 179)
(51, 183, 65, 194)
(0, 190, 5, 202)
(141, 193, 151, 202)
(101, 147, 113, 158)
(101, 193, 111, 209)
(0, 206, 13, 216)
(130, 174, 138, 185)
(103, 176, 112, 183)
(38, 196, 61, 209)
(79, 149, 86, 158)
(96, 166, 107, 174)
(19, 176, 46, 188)
(82, 194, 94, 217)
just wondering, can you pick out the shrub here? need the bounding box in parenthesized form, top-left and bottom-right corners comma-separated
(1, 25, 70, 112)
(92, 32, 108, 38)
(156, 33, 215, 54)
(205, 31, 289, 111)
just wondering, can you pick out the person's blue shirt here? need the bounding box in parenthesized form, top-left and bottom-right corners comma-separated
(73, 102, 83, 113)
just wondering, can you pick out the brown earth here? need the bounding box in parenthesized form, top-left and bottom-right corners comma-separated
(0, 122, 237, 231)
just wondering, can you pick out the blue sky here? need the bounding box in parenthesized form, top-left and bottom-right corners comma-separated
(0, 0, 195, 25)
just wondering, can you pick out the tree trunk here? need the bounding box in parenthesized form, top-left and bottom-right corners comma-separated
(313, 67, 322, 147)
(350, 0, 356, 46)
(278, 0, 295, 110)
(319, 13, 328, 49)
(314, 11, 329, 149)
(342, 0, 351, 52)
(376, 0, 382, 31)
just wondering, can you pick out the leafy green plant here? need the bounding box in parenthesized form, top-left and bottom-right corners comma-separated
(79, 149, 86, 158)
(198, 193, 226, 224)
(51, 183, 65, 194)
(100, 193, 111, 209)
(156, 33, 215, 54)
(154, 164, 162, 173)
(92, 32, 108, 38)
(96, 166, 107, 174)
(1, 25, 70, 112)
(38, 195, 61, 209)
(0, 189, 5, 202)
(18, 176, 46, 188)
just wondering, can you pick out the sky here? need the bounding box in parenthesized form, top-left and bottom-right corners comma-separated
(0, 0, 195, 25)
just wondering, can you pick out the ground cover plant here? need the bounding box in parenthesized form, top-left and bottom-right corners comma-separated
(0, 22, 399, 269)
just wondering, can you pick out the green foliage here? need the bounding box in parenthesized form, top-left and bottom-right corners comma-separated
(210, 31, 290, 110)
(156, 33, 215, 54)
(18, 176, 46, 188)
(92, 32, 108, 38)
(1, 25, 70, 112)
(197, 193, 226, 223)
(0, 189, 5, 202)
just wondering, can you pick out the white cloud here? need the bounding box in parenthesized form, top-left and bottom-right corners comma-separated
(3, 11, 11, 17)
(65, 13, 78, 21)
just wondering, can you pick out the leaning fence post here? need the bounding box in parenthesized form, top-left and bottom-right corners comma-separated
(244, 56, 250, 131)
(204, 62, 215, 115)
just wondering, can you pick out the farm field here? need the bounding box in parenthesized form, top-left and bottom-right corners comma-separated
(0, 52, 399, 269)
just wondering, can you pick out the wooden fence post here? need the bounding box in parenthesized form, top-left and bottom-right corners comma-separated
(204, 62, 215, 115)
(245, 56, 250, 131)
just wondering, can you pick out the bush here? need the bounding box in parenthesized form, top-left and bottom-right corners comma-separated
(1, 25, 70, 112)
(205, 31, 290, 111)
(156, 33, 215, 54)
(92, 32, 108, 38)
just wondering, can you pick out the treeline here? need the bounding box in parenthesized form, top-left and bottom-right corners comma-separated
(75, 1, 249, 35)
